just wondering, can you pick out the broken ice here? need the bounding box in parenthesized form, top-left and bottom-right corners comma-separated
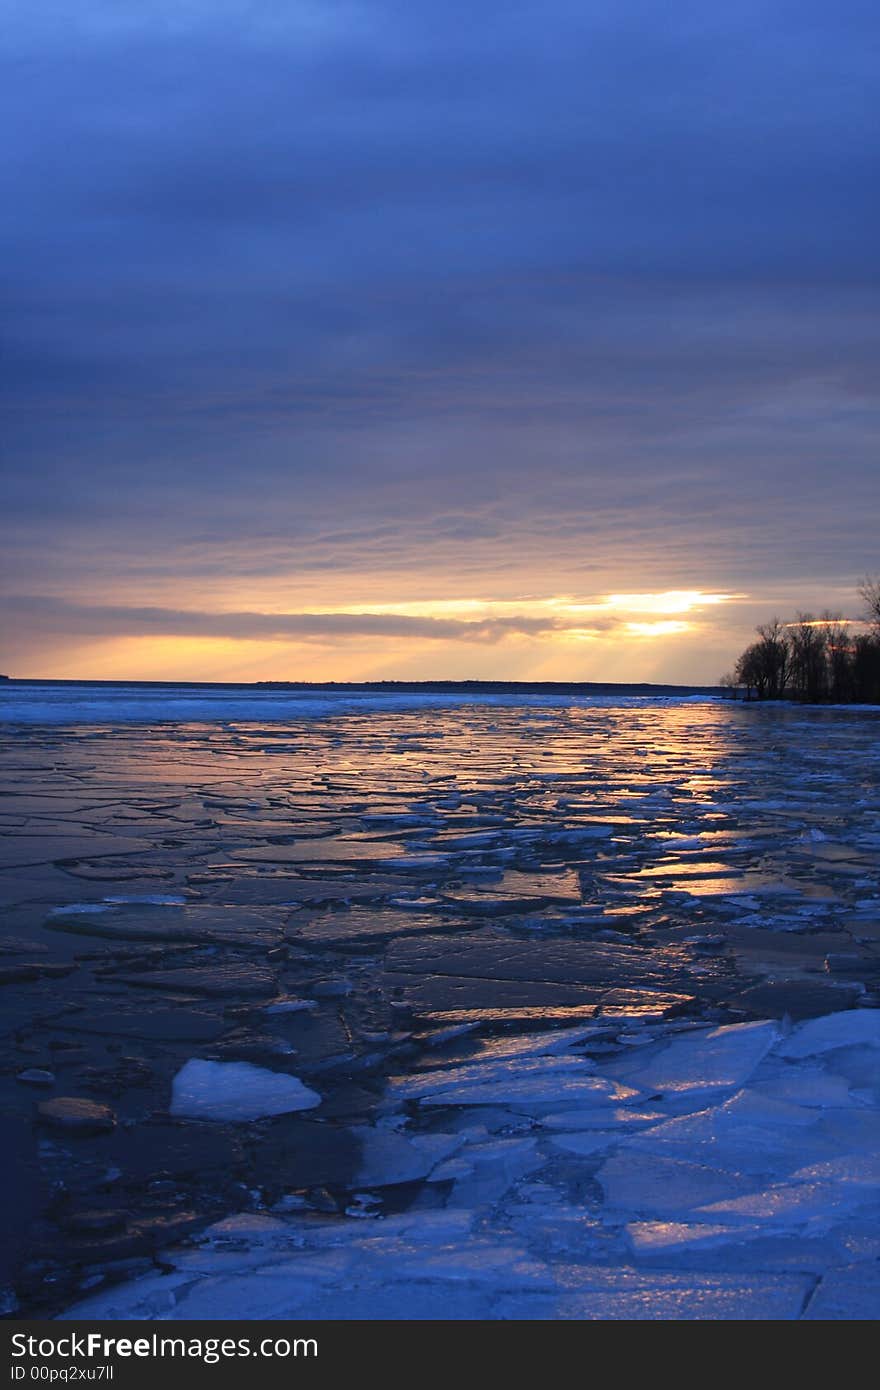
(170, 1060, 321, 1121)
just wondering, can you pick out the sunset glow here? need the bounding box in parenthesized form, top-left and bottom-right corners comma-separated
(2, 4, 877, 684)
(4, 589, 753, 682)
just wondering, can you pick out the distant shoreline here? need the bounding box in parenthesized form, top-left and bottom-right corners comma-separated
(0, 677, 720, 696)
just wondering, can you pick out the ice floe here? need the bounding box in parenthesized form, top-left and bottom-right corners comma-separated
(170, 1060, 321, 1121)
(604, 1019, 779, 1101)
(62, 1007, 880, 1320)
(775, 1009, 880, 1059)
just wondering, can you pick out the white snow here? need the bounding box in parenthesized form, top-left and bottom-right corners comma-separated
(169, 1060, 321, 1121)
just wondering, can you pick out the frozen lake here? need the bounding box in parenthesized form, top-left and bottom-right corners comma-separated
(1, 699, 878, 1319)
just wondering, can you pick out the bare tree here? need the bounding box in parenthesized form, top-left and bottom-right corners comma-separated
(858, 576, 880, 629)
(755, 619, 789, 698)
(853, 633, 880, 703)
(718, 671, 738, 699)
(788, 614, 828, 702)
(817, 612, 853, 702)
(735, 643, 764, 699)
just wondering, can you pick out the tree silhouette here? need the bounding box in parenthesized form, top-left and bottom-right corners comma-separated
(727, 582, 879, 705)
(859, 576, 880, 629)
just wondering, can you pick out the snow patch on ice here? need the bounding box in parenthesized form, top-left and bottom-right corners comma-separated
(170, 1060, 321, 1121)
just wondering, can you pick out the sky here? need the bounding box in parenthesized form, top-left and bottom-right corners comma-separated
(2, 1, 878, 683)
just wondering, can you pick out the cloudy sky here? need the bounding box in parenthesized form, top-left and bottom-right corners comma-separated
(2, 1, 877, 682)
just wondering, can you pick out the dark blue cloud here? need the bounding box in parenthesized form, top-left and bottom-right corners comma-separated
(1, 2, 878, 669)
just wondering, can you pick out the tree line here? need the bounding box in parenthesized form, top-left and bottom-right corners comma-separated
(721, 578, 880, 704)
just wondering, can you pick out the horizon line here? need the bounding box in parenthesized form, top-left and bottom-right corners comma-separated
(0, 675, 721, 691)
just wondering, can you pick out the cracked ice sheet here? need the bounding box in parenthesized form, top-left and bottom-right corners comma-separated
(353, 1128, 464, 1186)
(61, 1010, 880, 1321)
(600, 1019, 780, 1104)
(60, 1207, 814, 1322)
(384, 1057, 641, 1110)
